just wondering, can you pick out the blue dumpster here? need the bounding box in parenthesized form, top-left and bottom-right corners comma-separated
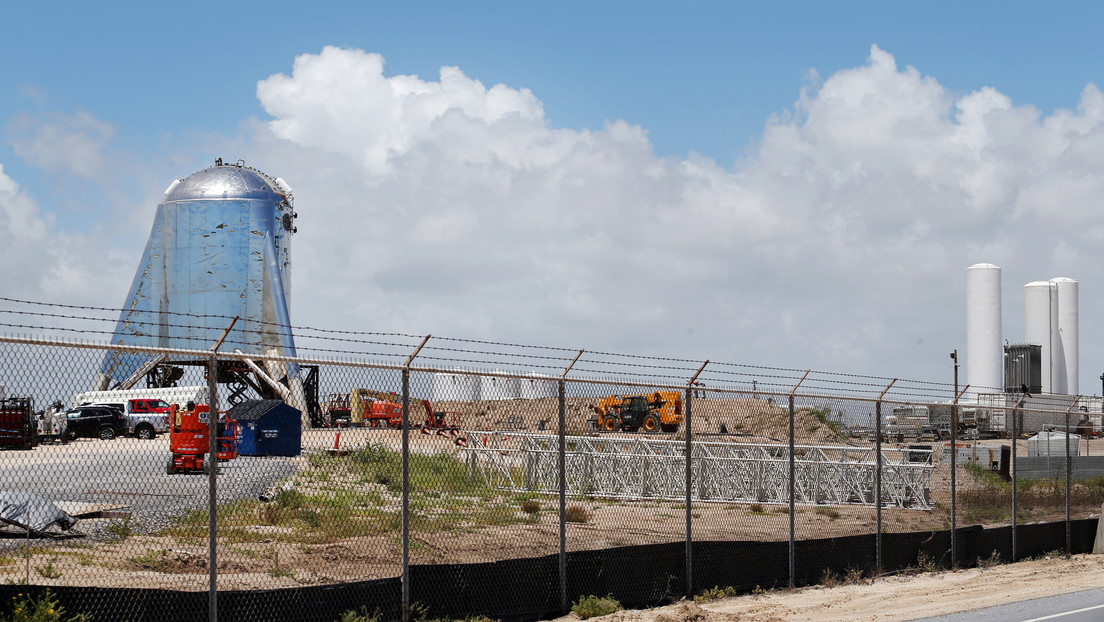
(231, 400, 302, 457)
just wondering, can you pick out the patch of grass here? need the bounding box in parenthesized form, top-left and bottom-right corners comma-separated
(694, 585, 737, 602)
(748, 503, 766, 514)
(520, 499, 541, 514)
(845, 567, 868, 584)
(977, 551, 1001, 569)
(572, 594, 621, 619)
(815, 506, 841, 520)
(105, 516, 136, 540)
(128, 549, 173, 573)
(339, 606, 382, 622)
(564, 506, 591, 523)
(1028, 549, 1064, 561)
(34, 558, 63, 579)
(268, 566, 296, 579)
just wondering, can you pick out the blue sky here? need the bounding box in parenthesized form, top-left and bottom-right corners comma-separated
(7, 2, 1101, 165)
(3, 1, 1104, 394)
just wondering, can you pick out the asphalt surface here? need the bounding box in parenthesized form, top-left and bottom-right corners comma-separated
(913, 587, 1104, 622)
(0, 435, 294, 546)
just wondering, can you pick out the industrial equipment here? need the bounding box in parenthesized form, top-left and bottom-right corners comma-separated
(167, 403, 236, 474)
(329, 388, 461, 431)
(0, 397, 36, 450)
(591, 391, 683, 433)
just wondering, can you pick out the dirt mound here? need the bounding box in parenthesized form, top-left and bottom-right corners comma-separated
(432, 396, 850, 444)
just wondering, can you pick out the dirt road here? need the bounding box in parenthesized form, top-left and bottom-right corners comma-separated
(546, 553, 1104, 622)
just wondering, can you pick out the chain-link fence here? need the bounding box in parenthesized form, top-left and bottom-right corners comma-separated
(0, 324, 1101, 621)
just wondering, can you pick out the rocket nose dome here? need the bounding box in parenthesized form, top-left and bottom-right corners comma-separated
(163, 160, 284, 203)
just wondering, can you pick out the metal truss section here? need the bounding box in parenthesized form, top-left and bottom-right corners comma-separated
(463, 433, 933, 510)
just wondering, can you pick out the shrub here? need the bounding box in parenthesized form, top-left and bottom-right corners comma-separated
(694, 585, 737, 602)
(339, 606, 382, 622)
(520, 499, 541, 514)
(2, 588, 91, 621)
(564, 506, 591, 523)
(105, 517, 135, 540)
(572, 594, 621, 619)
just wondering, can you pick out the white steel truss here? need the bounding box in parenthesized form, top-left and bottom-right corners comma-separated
(463, 432, 933, 510)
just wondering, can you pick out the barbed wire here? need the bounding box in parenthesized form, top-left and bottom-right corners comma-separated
(0, 297, 1062, 399)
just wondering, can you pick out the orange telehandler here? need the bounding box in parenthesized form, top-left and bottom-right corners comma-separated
(591, 390, 683, 433)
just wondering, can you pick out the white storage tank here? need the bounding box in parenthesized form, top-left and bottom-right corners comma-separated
(1051, 277, 1078, 395)
(520, 372, 558, 399)
(432, 370, 481, 402)
(481, 371, 521, 401)
(1027, 429, 1081, 457)
(1025, 280, 1059, 394)
(966, 264, 1003, 401)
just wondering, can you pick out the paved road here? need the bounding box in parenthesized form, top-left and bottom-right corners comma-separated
(914, 587, 1104, 622)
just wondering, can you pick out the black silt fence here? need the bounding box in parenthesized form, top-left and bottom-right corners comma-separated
(6, 519, 1094, 622)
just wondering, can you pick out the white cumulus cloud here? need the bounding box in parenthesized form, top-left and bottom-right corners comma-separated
(8, 43, 1104, 389)
(248, 44, 1104, 388)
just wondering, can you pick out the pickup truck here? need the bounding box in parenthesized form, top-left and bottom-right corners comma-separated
(87, 398, 171, 439)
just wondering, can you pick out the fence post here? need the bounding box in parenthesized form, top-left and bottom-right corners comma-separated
(207, 356, 219, 622)
(788, 371, 809, 587)
(950, 382, 969, 570)
(1065, 397, 1080, 558)
(207, 316, 236, 622)
(1010, 390, 1028, 563)
(559, 350, 583, 614)
(875, 379, 896, 576)
(401, 336, 430, 622)
(685, 360, 707, 599)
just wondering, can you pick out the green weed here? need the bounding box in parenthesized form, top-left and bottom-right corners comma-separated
(338, 606, 382, 622)
(33, 559, 62, 579)
(694, 585, 737, 602)
(572, 594, 621, 619)
(104, 517, 135, 540)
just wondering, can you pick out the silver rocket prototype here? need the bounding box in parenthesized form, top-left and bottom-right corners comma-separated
(96, 159, 305, 413)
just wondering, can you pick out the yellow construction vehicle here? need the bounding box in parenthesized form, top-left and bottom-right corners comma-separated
(591, 390, 683, 433)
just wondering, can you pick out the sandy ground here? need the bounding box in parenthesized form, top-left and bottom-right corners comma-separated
(544, 553, 1104, 622)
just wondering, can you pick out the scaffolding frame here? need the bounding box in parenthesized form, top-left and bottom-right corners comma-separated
(465, 432, 934, 510)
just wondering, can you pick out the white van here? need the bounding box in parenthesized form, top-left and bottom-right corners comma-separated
(70, 386, 210, 439)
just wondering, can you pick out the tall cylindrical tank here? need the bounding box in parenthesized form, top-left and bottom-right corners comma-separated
(100, 160, 299, 384)
(1025, 280, 1059, 394)
(481, 371, 520, 401)
(966, 264, 1003, 401)
(1051, 277, 1079, 395)
(433, 371, 481, 402)
(520, 372, 557, 399)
